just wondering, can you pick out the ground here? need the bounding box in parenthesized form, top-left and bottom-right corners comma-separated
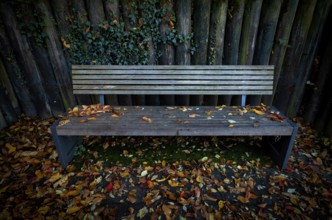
(0, 116, 331, 219)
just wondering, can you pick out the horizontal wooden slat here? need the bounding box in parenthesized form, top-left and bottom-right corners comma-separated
(73, 85, 272, 90)
(72, 70, 273, 75)
(73, 80, 273, 85)
(73, 90, 273, 95)
(72, 75, 273, 80)
(56, 106, 293, 136)
(72, 65, 274, 70)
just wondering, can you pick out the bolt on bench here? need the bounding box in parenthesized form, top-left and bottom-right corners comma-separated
(51, 65, 298, 169)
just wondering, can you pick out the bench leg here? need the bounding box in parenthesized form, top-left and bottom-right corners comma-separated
(263, 125, 298, 169)
(51, 119, 82, 168)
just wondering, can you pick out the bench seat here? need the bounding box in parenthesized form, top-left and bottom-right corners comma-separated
(56, 106, 294, 136)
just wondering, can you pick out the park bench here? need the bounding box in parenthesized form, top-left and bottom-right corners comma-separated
(51, 65, 298, 169)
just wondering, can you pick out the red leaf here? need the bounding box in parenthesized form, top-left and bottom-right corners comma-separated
(105, 182, 113, 193)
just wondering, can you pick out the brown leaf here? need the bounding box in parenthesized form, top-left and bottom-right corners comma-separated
(128, 189, 137, 203)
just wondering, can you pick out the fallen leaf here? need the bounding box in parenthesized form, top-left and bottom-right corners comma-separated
(48, 173, 62, 183)
(67, 206, 82, 214)
(252, 109, 265, 115)
(105, 182, 113, 193)
(5, 143, 16, 154)
(128, 189, 137, 203)
(189, 113, 199, 118)
(142, 116, 153, 123)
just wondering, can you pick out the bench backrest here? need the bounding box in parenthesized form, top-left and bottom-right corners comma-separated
(72, 65, 274, 105)
(72, 65, 274, 94)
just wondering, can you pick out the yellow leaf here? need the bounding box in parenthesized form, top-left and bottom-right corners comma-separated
(111, 114, 119, 118)
(189, 113, 199, 118)
(290, 197, 298, 206)
(252, 109, 265, 115)
(48, 173, 62, 183)
(120, 171, 129, 178)
(38, 206, 50, 215)
(156, 176, 169, 182)
(5, 143, 16, 154)
(316, 157, 323, 165)
(67, 206, 82, 214)
(218, 200, 225, 210)
(238, 196, 248, 203)
(196, 176, 204, 183)
(142, 116, 153, 123)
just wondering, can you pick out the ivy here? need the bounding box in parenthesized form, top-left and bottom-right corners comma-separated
(64, 0, 194, 65)
(13, 0, 47, 47)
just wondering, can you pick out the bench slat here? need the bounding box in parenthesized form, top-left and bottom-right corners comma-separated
(72, 80, 273, 85)
(72, 70, 273, 75)
(73, 90, 273, 95)
(72, 65, 274, 70)
(73, 75, 273, 80)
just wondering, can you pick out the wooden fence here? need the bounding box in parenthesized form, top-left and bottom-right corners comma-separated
(0, 0, 331, 136)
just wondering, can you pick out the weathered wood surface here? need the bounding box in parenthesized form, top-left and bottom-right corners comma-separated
(56, 106, 294, 136)
(175, 0, 191, 108)
(0, 27, 36, 117)
(222, 0, 245, 105)
(286, 0, 331, 117)
(267, 0, 299, 105)
(273, 0, 317, 113)
(249, 0, 282, 105)
(36, 0, 76, 109)
(0, 2, 51, 118)
(159, 0, 175, 106)
(191, 0, 211, 106)
(71, 65, 274, 95)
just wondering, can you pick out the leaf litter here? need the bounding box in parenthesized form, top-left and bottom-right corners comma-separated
(0, 115, 331, 219)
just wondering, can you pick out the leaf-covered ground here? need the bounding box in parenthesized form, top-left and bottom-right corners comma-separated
(0, 116, 332, 219)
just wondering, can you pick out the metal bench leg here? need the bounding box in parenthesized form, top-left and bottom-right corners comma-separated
(51, 119, 82, 168)
(263, 125, 298, 169)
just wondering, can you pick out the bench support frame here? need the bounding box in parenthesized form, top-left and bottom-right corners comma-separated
(51, 119, 81, 168)
(263, 120, 298, 169)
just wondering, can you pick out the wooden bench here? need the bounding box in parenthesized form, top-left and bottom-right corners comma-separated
(51, 65, 298, 169)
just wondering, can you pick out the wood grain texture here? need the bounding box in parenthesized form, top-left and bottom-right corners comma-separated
(71, 65, 274, 96)
(57, 106, 294, 136)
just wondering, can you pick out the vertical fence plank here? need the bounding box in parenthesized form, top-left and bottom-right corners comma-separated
(248, 0, 282, 105)
(222, 0, 245, 105)
(238, 0, 262, 65)
(102, 0, 120, 105)
(0, 57, 20, 114)
(267, 0, 299, 105)
(36, 0, 76, 110)
(0, 28, 37, 117)
(0, 2, 51, 118)
(19, 3, 65, 116)
(159, 0, 175, 106)
(104, 0, 119, 19)
(191, 0, 211, 105)
(304, 31, 332, 125)
(175, 0, 191, 106)
(286, 0, 331, 117)
(69, 0, 94, 105)
(205, 0, 228, 106)
(0, 110, 7, 129)
(0, 83, 17, 124)
(273, 0, 317, 113)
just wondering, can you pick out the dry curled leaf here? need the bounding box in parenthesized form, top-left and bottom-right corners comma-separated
(142, 116, 153, 123)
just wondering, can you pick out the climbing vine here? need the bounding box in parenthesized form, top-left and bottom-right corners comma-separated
(14, 0, 47, 47)
(63, 0, 194, 65)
